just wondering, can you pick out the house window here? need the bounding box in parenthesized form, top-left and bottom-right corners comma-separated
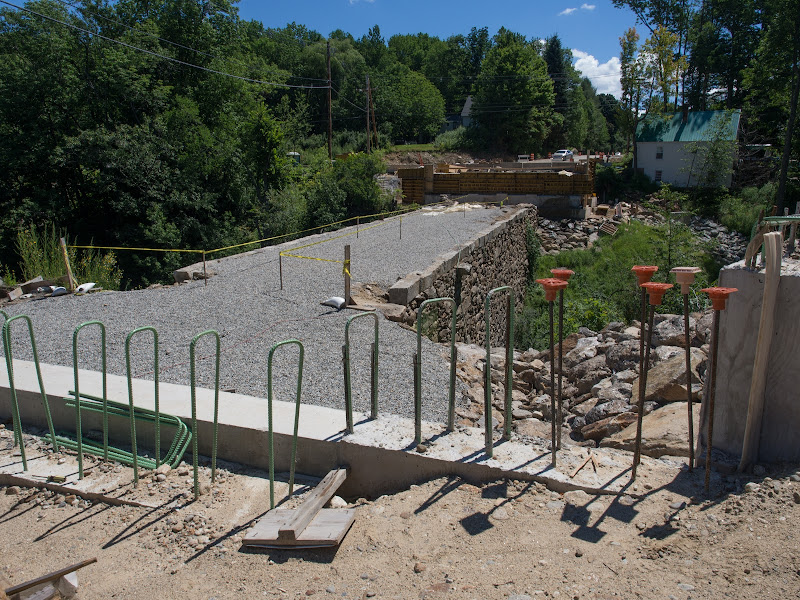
(656, 146, 664, 159)
(655, 170, 663, 182)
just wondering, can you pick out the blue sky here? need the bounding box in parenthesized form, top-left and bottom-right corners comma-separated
(235, 0, 639, 98)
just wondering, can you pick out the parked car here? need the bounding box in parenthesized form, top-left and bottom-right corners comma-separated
(552, 149, 573, 161)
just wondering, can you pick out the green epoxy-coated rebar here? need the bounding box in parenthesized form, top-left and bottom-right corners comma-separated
(125, 326, 159, 487)
(2, 314, 57, 471)
(414, 298, 457, 446)
(72, 321, 107, 478)
(483, 287, 515, 456)
(189, 330, 221, 499)
(267, 340, 304, 510)
(343, 312, 380, 433)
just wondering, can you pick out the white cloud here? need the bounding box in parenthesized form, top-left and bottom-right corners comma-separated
(571, 49, 622, 98)
(581, 3, 596, 10)
(558, 8, 577, 16)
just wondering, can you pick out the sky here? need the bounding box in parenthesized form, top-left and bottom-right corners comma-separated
(235, 0, 640, 99)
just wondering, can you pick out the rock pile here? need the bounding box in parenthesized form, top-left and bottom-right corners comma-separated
(455, 311, 713, 455)
(537, 218, 600, 254)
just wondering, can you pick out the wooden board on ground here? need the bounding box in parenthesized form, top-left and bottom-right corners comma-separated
(241, 467, 355, 549)
(242, 508, 356, 549)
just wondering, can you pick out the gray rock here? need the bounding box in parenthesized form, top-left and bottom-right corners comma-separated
(605, 340, 641, 372)
(654, 345, 683, 363)
(585, 399, 631, 424)
(563, 336, 602, 369)
(595, 382, 633, 403)
(631, 348, 705, 403)
(652, 314, 695, 347)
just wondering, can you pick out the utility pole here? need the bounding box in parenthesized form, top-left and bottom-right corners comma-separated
(327, 40, 333, 162)
(365, 74, 371, 153)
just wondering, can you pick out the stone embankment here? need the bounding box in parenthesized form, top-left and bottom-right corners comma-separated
(537, 209, 748, 266)
(454, 310, 713, 457)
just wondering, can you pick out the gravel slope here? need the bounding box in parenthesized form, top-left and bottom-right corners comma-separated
(2, 205, 509, 423)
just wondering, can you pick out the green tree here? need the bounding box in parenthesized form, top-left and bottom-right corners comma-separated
(471, 28, 555, 152)
(374, 68, 445, 142)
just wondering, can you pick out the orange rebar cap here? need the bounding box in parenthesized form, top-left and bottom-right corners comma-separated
(641, 282, 673, 306)
(536, 277, 569, 302)
(550, 268, 575, 282)
(701, 287, 738, 310)
(632, 265, 658, 286)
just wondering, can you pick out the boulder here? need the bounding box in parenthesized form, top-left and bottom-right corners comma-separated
(538, 332, 581, 362)
(570, 355, 611, 395)
(654, 345, 683, 363)
(585, 399, 631, 424)
(600, 402, 701, 458)
(571, 396, 599, 417)
(581, 412, 638, 441)
(652, 314, 695, 347)
(631, 347, 705, 403)
(563, 337, 601, 369)
(604, 340, 642, 372)
(515, 418, 553, 439)
(595, 382, 633, 403)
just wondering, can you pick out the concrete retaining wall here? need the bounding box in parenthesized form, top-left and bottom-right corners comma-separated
(705, 261, 800, 462)
(388, 206, 534, 347)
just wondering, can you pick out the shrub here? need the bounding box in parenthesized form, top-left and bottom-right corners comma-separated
(718, 182, 776, 236)
(433, 127, 468, 151)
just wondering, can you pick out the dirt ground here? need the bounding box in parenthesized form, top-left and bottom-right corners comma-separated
(1, 425, 799, 600)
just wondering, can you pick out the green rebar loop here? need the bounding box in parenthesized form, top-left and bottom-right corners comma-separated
(189, 330, 221, 500)
(125, 326, 159, 487)
(72, 321, 107, 478)
(2, 314, 57, 471)
(343, 312, 380, 433)
(267, 339, 305, 510)
(483, 287, 515, 457)
(414, 298, 457, 446)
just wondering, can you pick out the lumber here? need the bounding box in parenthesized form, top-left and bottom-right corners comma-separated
(4, 558, 96, 597)
(739, 232, 782, 471)
(277, 468, 347, 541)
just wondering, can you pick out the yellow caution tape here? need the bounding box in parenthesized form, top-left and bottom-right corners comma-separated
(68, 245, 204, 253)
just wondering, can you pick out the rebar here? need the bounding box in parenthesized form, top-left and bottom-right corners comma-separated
(72, 321, 107, 478)
(483, 287, 515, 456)
(683, 294, 695, 470)
(2, 314, 57, 471)
(125, 326, 159, 487)
(414, 298, 457, 445)
(189, 330, 221, 499)
(267, 339, 304, 509)
(549, 300, 556, 467)
(631, 304, 655, 480)
(343, 312, 380, 433)
(557, 288, 565, 450)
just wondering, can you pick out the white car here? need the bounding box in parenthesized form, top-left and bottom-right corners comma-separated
(553, 149, 573, 161)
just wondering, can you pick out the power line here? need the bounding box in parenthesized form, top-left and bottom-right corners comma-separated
(0, 0, 329, 90)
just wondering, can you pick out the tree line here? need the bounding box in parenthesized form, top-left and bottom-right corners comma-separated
(0, 0, 797, 287)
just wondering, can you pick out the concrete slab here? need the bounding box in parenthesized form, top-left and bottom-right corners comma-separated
(2, 361, 664, 499)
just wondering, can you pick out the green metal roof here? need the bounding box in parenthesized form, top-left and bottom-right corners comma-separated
(636, 110, 741, 143)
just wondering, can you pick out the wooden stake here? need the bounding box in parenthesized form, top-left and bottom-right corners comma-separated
(59, 237, 77, 291)
(344, 245, 351, 306)
(202, 251, 207, 287)
(738, 232, 782, 471)
(279, 253, 284, 290)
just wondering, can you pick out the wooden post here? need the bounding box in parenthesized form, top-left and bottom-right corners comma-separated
(59, 237, 77, 291)
(202, 251, 207, 287)
(279, 253, 283, 290)
(399, 217, 402, 240)
(738, 232, 782, 471)
(344, 244, 351, 306)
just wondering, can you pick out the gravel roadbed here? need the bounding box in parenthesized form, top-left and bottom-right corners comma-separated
(2, 205, 509, 424)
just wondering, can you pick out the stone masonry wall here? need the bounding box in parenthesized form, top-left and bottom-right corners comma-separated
(388, 206, 535, 347)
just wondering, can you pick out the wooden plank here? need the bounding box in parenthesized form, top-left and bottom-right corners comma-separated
(4, 558, 96, 597)
(277, 468, 348, 541)
(738, 232, 782, 471)
(243, 508, 356, 548)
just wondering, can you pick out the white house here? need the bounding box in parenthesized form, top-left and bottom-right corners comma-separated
(636, 109, 741, 188)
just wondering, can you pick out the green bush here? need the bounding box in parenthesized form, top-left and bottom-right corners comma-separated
(718, 182, 776, 236)
(433, 127, 468, 151)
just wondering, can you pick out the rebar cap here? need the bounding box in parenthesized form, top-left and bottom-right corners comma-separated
(632, 265, 658, 286)
(670, 266, 701, 294)
(550, 268, 575, 282)
(642, 282, 673, 306)
(701, 286, 738, 311)
(536, 277, 569, 302)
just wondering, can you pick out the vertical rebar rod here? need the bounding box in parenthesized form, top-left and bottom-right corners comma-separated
(370, 341, 378, 419)
(342, 344, 353, 434)
(557, 288, 565, 450)
(72, 321, 108, 478)
(632, 304, 656, 480)
(504, 294, 513, 441)
(202, 251, 207, 287)
(413, 351, 421, 445)
(344, 245, 351, 306)
(400, 216, 402, 240)
(705, 310, 721, 492)
(549, 300, 556, 467)
(683, 294, 695, 470)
